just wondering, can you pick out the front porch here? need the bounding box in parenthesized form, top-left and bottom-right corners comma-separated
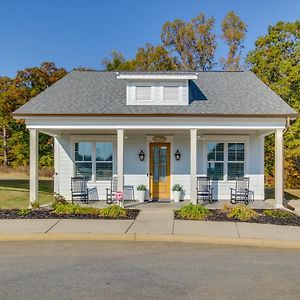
(27, 117, 286, 208)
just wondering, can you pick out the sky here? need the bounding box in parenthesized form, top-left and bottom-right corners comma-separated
(0, 0, 299, 77)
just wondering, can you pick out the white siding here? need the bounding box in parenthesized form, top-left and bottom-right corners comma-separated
(55, 132, 265, 201)
(54, 134, 73, 199)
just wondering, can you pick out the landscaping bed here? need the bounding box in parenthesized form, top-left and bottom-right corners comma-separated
(175, 204, 300, 226)
(0, 203, 139, 220)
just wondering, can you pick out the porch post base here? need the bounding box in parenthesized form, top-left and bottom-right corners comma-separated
(274, 203, 285, 209)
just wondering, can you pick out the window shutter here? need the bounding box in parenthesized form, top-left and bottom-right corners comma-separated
(164, 86, 179, 102)
(136, 86, 151, 101)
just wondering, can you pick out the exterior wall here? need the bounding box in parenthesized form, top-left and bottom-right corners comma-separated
(55, 132, 265, 201)
(54, 134, 73, 199)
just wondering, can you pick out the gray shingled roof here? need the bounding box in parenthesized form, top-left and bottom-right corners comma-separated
(13, 71, 297, 116)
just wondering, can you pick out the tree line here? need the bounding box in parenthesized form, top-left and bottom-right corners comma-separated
(102, 11, 247, 72)
(0, 10, 299, 187)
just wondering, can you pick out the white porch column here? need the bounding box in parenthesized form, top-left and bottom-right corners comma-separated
(190, 129, 197, 204)
(29, 129, 38, 206)
(117, 129, 124, 192)
(275, 129, 284, 208)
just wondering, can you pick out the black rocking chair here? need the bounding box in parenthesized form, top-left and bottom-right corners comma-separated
(71, 177, 89, 204)
(196, 176, 213, 203)
(230, 177, 250, 205)
(106, 176, 118, 204)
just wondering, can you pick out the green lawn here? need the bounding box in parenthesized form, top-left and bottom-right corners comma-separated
(265, 188, 300, 200)
(0, 180, 54, 209)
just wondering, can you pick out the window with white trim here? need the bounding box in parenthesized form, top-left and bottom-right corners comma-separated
(207, 143, 224, 180)
(96, 142, 113, 180)
(227, 143, 245, 180)
(136, 86, 151, 101)
(75, 142, 113, 181)
(75, 142, 92, 181)
(206, 142, 245, 181)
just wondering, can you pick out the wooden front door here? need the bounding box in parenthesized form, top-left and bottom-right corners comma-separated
(149, 143, 170, 200)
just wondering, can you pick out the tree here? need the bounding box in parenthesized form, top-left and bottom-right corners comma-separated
(161, 13, 216, 71)
(103, 45, 178, 72)
(221, 11, 247, 71)
(102, 51, 136, 71)
(135, 44, 178, 71)
(0, 62, 67, 167)
(0, 77, 27, 165)
(247, 20, 300, 187)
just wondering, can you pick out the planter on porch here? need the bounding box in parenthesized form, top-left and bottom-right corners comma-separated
(137, 184, 147, 203)
(172, 184, 184, 203)
(173, 191, 181, 203)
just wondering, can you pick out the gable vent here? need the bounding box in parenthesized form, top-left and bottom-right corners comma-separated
(164, 86, 179, 102)
(136, 86, 151, 101)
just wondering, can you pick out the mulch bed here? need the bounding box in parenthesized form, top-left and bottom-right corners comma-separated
(175, 209, 300, 226)
(0, 209, 139, 220)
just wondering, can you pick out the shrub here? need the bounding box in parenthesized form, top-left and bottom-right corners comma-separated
(221, 203, 233, 213)
(53, 193, 68, 204)
(52, 202, 100, 215)
(99, 205, 127, 218)
(17, 208, 31, 216)
(172, 184, 184, 192)
(176, 204, 210, 220)
(76, 206, 100, 215)
(31, 201, 40, 209)
(52, 202, 81, 214)
(137, 184, 147, 191)
(227, 204, 258, 221)
(263, 209, 294, 219)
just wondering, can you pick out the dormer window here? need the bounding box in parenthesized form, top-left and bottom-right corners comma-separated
(136, 86, 152, 102)
(164, 86, 179, 102)
(117, 72, 197, 106)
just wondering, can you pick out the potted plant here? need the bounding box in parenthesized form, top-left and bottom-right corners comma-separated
(172, 184, 184, 203)
(136, 184, 147, 203)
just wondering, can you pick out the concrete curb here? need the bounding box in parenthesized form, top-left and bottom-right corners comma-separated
(0, 233, 300, 250)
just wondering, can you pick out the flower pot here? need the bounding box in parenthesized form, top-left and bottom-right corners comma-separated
(173, 191, 181, 203)
(137, 190, 146, 203)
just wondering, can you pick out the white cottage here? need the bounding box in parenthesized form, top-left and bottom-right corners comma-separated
(13, 71, 297, 207)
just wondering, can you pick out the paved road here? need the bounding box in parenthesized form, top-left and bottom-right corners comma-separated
(0, 241, 299, 300)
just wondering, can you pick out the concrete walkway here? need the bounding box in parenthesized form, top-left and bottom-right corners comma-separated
(1, 208, 300, 248)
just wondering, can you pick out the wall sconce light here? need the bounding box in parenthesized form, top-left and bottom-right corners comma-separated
(175, 150, 181, 161)
(139, 150, 145, 161)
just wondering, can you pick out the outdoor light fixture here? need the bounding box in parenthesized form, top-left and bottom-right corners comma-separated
(175, 150, 181, 161)
(139, 150, 145, 161)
